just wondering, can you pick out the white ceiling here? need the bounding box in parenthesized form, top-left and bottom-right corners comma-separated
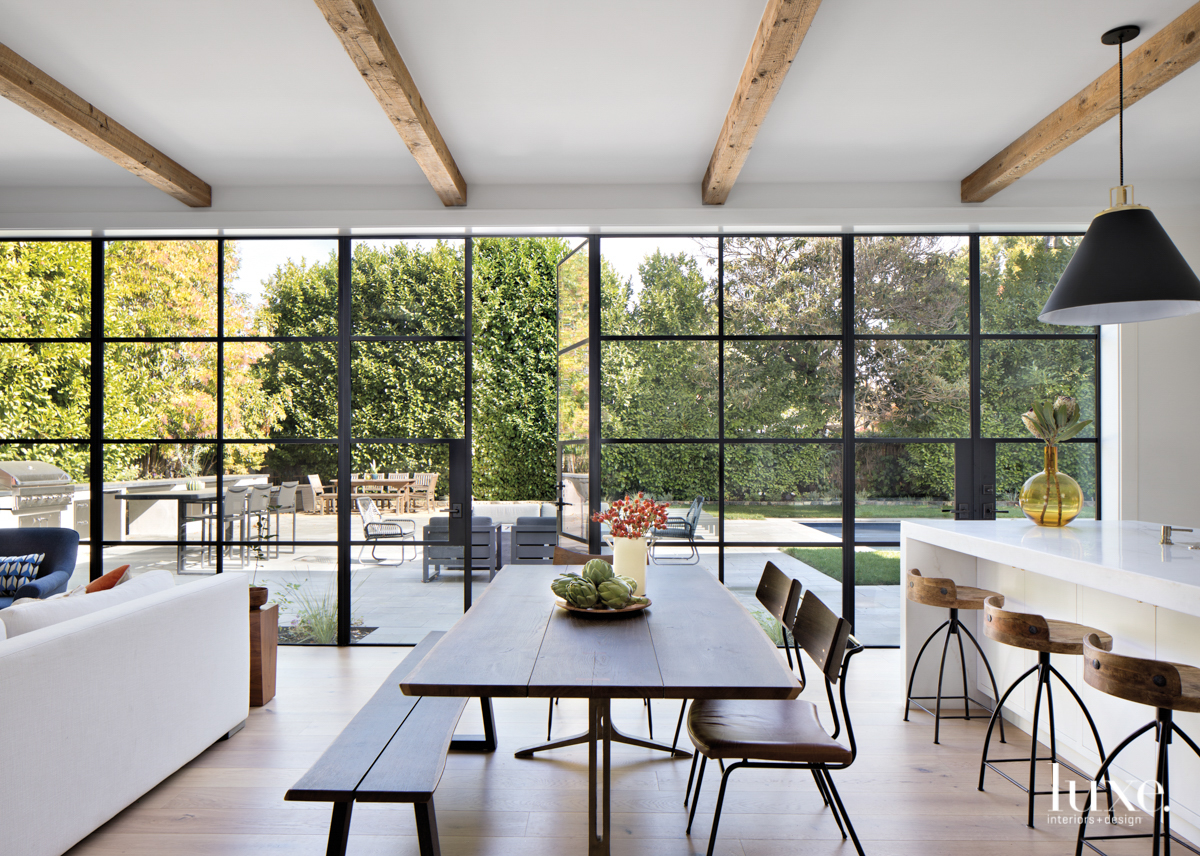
(0, 0, 1197, 205)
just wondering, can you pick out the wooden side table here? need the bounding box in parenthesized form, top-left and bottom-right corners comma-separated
(250, 603, 278, 707)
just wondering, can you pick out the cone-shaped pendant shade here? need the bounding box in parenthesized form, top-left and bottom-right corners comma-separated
(1040, 206, 1200, 325)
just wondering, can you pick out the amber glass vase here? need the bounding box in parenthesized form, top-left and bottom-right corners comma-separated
(1019, 445, 1083, 527)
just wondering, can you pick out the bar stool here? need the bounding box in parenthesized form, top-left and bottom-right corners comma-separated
(1076, 633, 1200, 856)
(979, 595, 1114, 828)
(904, 569, 1006, 744)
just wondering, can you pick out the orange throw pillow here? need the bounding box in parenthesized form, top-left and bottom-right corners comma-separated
(85, 565, 131, 594)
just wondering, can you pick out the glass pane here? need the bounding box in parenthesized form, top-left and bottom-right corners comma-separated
(854, 236, 968, 334)
(352, 239, 465, 338)
(723, 236, 841, 335)
(996, 442, 1096, 519)
(472, 237, 564, 503)
(558, 241, 589, 348)
(0, 342, 90, 438)
(601, 341, 718, 439)
(0, 241, 91, 338)
(724, 340, 841, 439)
(724, 444, 841, 543)
(854, 442, 954, 529)
(600, 237, 717, 336)
(601, 442, 718, 511)
(225, 341, 336, 439)
(105, 343, 217, 439)
(775, 546, 845, 621)
(351, 342, 464, 439)
(982, 339, 1096, 439)
(559, 343, 589, 442)
(981, 236, 1084, 334)
(560, 441, 589, 543)
(105, 240, 218, 337)
(226, 239, 338, 337)
(853, 549, 901, 645)
(856, 339, 969, 438)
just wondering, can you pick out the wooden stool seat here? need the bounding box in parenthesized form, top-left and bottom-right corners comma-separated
(978, 595, 1114, 828)
(983, 595, 1113, 655)
(1077, 634, 1200, 854)
(906, 569, 1002, 610)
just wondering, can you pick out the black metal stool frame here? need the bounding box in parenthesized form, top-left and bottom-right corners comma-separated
(905, 606, 1007, 744)
(980, 650, 1114, 828)
(1076, 706, 1200, 856)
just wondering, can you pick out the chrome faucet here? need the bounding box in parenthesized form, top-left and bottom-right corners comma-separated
(1160, 525, 1194, 545)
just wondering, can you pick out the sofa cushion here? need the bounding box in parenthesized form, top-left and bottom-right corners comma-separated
(0, 570, 174, 638)
(85, 565, 131, 594)
(0, 553, 45, 596)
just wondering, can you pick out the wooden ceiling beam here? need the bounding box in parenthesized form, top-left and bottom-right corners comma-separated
(0, 41, 211, 208)
(702, 0, 822, 205)
(962, 2, 1200, 203)
(314, 0, 467, 207)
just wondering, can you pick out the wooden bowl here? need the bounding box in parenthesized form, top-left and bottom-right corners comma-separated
(249, 586, 269, 609)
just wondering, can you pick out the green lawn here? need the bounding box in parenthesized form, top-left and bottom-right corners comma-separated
(781, 547, 901, 585)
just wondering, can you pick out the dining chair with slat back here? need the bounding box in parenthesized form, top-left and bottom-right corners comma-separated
(683, 589, 865, 856)
(270, 481, 299, 555)
(246, 485, 275, 558)
(307, 474, 335, 514)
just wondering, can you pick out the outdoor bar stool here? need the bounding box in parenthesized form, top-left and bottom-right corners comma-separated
(979, 595, 1115, 828)
(904, 568, 1007, 744)
(1076, 634, 1200, 856)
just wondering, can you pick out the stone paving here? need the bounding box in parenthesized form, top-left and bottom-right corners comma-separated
(84, 509, 901, 646)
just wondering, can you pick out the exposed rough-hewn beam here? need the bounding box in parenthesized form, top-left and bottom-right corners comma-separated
(314, 0, 467, 207)
(702, 0, 822, 205)
(962, 2, 1200, 203)
(0, 41, 211, 208)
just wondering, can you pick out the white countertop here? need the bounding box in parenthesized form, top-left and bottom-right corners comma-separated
(901, 519, 1200, 618)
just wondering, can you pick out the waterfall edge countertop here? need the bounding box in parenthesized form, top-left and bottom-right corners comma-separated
(900, 519, 1200, 619)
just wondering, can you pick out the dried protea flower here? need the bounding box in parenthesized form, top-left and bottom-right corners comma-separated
(1053, 396, 1079, 426)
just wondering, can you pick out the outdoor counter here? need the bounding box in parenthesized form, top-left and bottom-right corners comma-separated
(901, 519, 1200, 837)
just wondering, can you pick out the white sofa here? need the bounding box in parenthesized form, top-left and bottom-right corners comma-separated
(0, 573, 249, 856)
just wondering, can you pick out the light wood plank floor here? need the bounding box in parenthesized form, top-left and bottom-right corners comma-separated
(66, 646, 1185, 856)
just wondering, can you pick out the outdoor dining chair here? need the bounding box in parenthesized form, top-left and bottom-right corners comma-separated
(307, 474, 335, 514)
(355, 496, 416, 563)
(650, 496, 704, 564)
(245, 485, 275, 559)
(684, 589, 865, 856)
(269, 481, 299, 555)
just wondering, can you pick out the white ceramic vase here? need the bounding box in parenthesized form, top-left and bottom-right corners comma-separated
(612, 536, 648, 596)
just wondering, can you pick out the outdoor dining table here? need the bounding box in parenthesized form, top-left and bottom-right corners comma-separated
(116, 486, 277, 573)
(331, 477, 416, 511)
(401, 563, 801, 856)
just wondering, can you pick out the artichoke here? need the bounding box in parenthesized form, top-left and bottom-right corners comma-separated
(629, 596, 650, 606)
(597, 577, 632, 609)
(581, 559, 614, 586)
(551, 572, 580, 599)
(616, 575, 638, 596)
(565, 578, 599, 608)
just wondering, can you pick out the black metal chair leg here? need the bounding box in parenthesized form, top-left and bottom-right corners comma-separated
(685, 755, 707, 833)
(704, 761, 742, 856)
(1048, 663, 1114, 817)
(546, 697, 554, 741)
(646, 697, 653, 739)
(683, 750, 699, 806)
(824, 771, 866, 856)
(1076, 720, 1157, 856)
(817, 769, 845, 838)
(905, 619, 950, 721)
(810, 767, 830, 807)
(959, 620, 1007, 743)
(979, 663, 1039, 791)
(933, 622, 956, 744)
(954, 623, 970, 721)
(671, 700, 688, 754)
(1026, 662, 1047, 828)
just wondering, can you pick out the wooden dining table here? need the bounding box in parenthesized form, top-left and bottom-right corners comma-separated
(331, 477, 415, 511)
(401, 563, 801, 856)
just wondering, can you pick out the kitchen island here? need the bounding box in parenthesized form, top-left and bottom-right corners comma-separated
(901, 519, 1200, 836)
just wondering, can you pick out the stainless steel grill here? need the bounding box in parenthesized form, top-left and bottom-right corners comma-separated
(0, 461, 74, 527)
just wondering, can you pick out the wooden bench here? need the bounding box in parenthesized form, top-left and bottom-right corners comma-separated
(285, 631, 496, 856)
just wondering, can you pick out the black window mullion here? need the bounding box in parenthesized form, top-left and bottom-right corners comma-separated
(336, 237, 352, 645)
(89, 239, 104, 582)
(717, 238, 725, 584)
(841, 236, 855, 623)
(216, 240, 225, 573)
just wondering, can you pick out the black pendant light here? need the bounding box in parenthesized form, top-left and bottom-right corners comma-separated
(1039, 25, 1200, 325)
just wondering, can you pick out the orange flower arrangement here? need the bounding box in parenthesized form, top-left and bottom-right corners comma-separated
(591, 492, 669, 539)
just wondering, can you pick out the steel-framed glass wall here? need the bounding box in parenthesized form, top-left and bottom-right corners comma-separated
(2, 232, 1095, 647)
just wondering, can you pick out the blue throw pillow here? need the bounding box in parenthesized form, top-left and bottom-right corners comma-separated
(0, 553, 44, 596)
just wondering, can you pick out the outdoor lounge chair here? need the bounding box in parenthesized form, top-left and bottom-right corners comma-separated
(421, 516, 497, 582)
(650, 496, 704, 564)
(510, 516, 557, 564)
(356, 497, 416, 562)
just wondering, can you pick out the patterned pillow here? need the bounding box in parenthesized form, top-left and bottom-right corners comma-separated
(0, 553, 45, 596)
